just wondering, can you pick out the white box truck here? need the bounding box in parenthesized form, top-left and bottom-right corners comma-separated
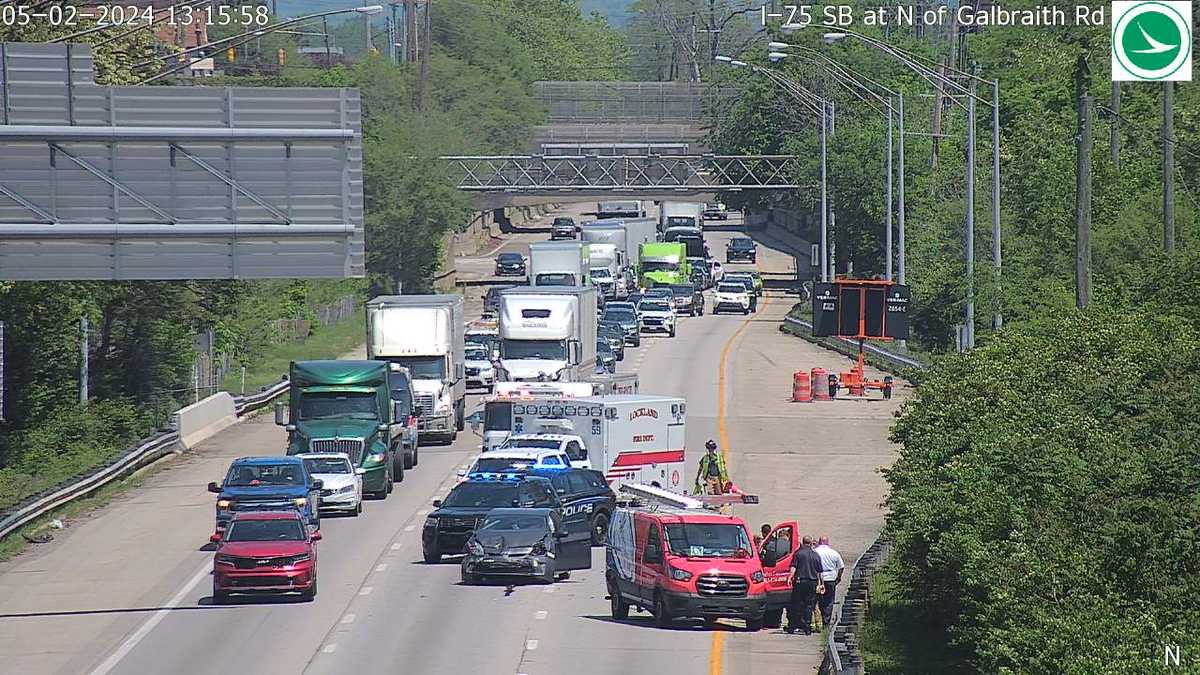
(366, 295, 466, 443)
(581, 231, 623, 300)
(497, 286, 598, 383)
(620, 217, 659, 253)
(528, 241, 590, 287)
(659, 201, 704, 233)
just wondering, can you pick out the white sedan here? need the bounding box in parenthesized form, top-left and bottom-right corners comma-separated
(712, 281, 752, 315)
(300, 453, 364, 516)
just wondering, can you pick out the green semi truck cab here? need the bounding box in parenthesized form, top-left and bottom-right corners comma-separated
(638, 242, 691, 288)
(274, 360, 402, 499)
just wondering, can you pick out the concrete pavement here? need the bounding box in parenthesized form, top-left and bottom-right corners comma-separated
(0, 205, 906, 675)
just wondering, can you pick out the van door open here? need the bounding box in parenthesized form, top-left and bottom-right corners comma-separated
(759, 520, 800, 626)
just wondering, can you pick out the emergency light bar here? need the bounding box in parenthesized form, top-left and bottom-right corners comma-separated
(494, 382, 594, 399)
(465, 472, 527, 482)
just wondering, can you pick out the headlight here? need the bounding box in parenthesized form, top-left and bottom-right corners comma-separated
(288, 553, 312, 565)
(215, 554, 236, 566)
(216, 499, 232, 509)
(669, 566, 693, 582)
(531, 541, 548, 556)
(751, 571, 765, 583)
(292, 497, 308, 508)
(337, 485, 356, 494)
(366, 452, 385, 464)
(424, 516, 438, 528)
(467, 540, 484, 556)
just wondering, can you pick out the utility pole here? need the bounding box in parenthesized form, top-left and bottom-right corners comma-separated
(365, 11, 374, 53)
(990, 76, 1001, 331)
(417, 0, 430, 111)
(1110, 82, 1120, 169)
(1075, 56, 1093, 310)
(389, 5, 397, 64)
(819, 101, 828, 282)
(272, 0, 277, 17)
(897, 91, 906, 285)
(405, 0, 417, 62)
(79, 317, 88, 403)
(964, 69, 976, 348)
(885, 102, 893, 280)
(322, 17, 331, 69)
(1163, 81, 1174, 253)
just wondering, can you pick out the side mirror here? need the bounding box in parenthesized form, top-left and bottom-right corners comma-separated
(377, 423, 390, 433)
(274, 401, 287, 427)
(209, 533, 222, 543)
(393, 402, 406, 421)
(355, 467, 366, 475)
(310, 531, 323, 542)
(207, 481, 221, 494)
(457, 469, 467, 478)
(311, 479, 324, 490)
(432, 499, 442, 508)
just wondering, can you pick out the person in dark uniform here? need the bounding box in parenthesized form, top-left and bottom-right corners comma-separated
(787, 535, 823, 635)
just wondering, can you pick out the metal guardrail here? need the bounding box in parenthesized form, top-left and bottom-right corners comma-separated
(820, 535, 894, 675)
(0, 379, 291, 542)
(782, 316, 928, 370)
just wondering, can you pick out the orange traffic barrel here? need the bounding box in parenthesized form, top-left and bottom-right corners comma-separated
(792, 371, 812, 402)
(811, 368, 830, 400)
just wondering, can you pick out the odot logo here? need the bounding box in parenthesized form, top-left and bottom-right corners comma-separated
(1112, 1, 1192, 81)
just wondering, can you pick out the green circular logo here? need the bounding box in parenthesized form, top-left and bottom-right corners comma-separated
(1113, 2, 1192, 80)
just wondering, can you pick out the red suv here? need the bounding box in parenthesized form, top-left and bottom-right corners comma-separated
(211, 510, 321, 604)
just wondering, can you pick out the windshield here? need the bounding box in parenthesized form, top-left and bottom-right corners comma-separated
(664, 523, 752, 558)
(731, 239, 753, 249)
(503, 438, 563, 450)
(465, 346, 489, 361)
(499, 254, 523, 262)
(224, 463, 305, 487)
(390, 356, 447, 380)
(480, 514, 549, 533)
(502, 339, 567, 360)
(484, 401, 512, 431)
(591, 268, 613, 279)
(297, 391, 379, 421)
(641, 302, 671, 312)
(535, 272, 576, 286)
(666, 216, 697, 227)
(441, 482, 518, 508)
(224, 519, 306, 542)
(718, 284, 746, 294)
(474, 457, 537, 472)
(641, 261, 678, 272)
(303, 457, 351, 475)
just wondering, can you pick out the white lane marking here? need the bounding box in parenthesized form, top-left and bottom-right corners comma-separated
(526, 640, 539, 651)
(417, 509, 430, 516)
(404, 525, 416, 532)
(89, 559, 212, 675)
(359, 586, 374, 596)
(375, 563, 389, 572)
(341, 614, 356, 624)
(391, 543, 402, 550)
(543, 585, 555, 594)
(535, 610, 548, 620)
(322, 644, 337, 654)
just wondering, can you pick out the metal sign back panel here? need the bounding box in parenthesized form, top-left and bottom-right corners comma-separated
(0, 43, 363, 280)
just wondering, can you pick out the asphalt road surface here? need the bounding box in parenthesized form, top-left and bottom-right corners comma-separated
(0, 205, 905, 675)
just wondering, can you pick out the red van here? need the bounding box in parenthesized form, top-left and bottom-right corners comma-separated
(605, 486, 780, 630)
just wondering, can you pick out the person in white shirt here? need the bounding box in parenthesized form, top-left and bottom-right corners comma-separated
(814, 536, 845, 625)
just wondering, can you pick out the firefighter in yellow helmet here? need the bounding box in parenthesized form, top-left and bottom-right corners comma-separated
(694, 440, 729, 495)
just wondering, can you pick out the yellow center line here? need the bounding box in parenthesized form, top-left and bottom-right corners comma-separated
(709, 291, 772, 675)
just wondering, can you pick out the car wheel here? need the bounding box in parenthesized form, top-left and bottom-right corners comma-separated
(668, 325, 676, 338)
(609, 580, 630, 620)
(301, 579, 317, 602)
(413, 446, 420, 467)
(541, 561, 557, 584)
(212, 582, 229, 605)
(402, 448, 414, 470)
(355, 500, 363, 516)
(764, 608, 784, 628)
(591, 510, 611, 546)
(423, 547, 441, 564)
(746, 615, 764, 631)
(461, 569, 477, 585)
(654, 591, 673, 628)
(456, 400, 466, 432)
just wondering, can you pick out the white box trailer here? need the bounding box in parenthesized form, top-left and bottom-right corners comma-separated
(497, 286, 598, 383)
(529, 241, 590, 287)
(366, 294, 466, 442)
(659, 201, 704, 232)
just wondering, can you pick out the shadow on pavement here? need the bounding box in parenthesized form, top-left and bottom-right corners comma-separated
(580, 614, 751, 632)
(0, 605, 227, 619)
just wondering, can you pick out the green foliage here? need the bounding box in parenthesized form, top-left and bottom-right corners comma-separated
(222, 308, 367, 394)
(883, 299, 1200, 672)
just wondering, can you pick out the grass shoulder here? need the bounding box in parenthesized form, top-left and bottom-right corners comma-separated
(859, 559, 965, 675)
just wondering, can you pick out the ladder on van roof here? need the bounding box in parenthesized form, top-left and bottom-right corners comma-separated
(618, 483, 758, 512)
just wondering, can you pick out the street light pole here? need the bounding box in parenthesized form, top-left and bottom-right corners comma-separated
(886, 100, 893, 281)
(965, 72, 977, 349)
(820, 101, 829, 282)
(991, 81, 1001, 329)
(897, 91, 905, 285)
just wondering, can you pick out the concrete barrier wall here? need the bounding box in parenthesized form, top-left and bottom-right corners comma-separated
(175, 392, 238, 450)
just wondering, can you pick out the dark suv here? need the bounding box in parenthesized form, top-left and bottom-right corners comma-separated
(528, 468, 618, 545)
(726, 237, 757, 263)
(423, 473, 559, 563)
(550, 217, 577, 240)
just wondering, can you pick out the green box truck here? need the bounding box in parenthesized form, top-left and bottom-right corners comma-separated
(275, 360, 404, 499)
(638, 242, 690, 288)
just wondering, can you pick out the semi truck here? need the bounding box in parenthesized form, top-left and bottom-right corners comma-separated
(638, 242, 690, 287)
(620, 218, 659, 253)
(497, 286, 598, 383)
(658, 201, 704, 232)
(528, 241, 590, 287)
(366, 295, 466, 444)
(479, 394, 687, 492)
(275, 360, 404, 498)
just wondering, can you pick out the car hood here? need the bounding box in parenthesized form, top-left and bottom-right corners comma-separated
(641, 309, 674, 318)
(219, 541, 310, 558)
(500, 359, 566, 381)
(294, 419, 377, 441)
(219, 485, 309, 500)
(465, 358, 494, 369)
(474, 530, 548, 551)
(431, 506, 508, 519)
(311, 473, 356, 490)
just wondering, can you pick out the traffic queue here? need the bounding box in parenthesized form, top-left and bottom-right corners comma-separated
(201, 200, 799, 630)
